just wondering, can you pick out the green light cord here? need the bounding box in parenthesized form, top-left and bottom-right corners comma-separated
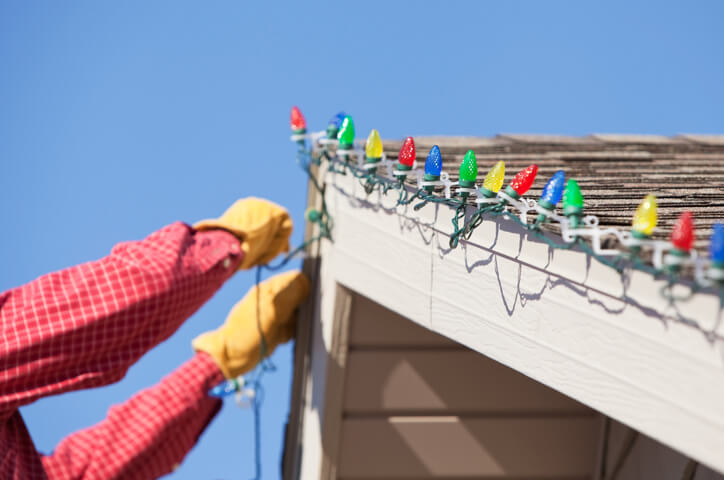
(251, 135, 721, 480)
(242, 141, 334, 480)
(230, 136, 724, 480)
(235, 137, 722, 480)
(307, 149, 722, 307)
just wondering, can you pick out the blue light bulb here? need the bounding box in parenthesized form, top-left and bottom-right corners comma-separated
(208, 379, 239, 397)
(425, 145, 443, 176)
(329, 111, 346, 128)
(540, 170, 566, 208)
(709, 223, 724, 263)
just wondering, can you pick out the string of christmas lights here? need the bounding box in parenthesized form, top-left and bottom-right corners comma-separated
(207, 114, 332, 478)
(289, 106, 724, 300)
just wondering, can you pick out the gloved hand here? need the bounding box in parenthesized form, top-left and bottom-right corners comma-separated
(193, 271, 310, 378)
(194, 197, 293, 270)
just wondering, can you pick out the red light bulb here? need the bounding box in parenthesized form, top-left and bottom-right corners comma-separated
(671, 211, 694, 252)
(509, 164, 538, 196)
(290, 106, 306, 132)
(398, 137, 416, 167)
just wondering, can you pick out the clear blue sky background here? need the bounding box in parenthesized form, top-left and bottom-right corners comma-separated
(1, 2, 723, 479)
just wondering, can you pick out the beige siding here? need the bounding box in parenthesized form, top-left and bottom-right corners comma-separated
(330, 293, 724, 479)
(602, 420, 724, 480)
(348, 294, 458, 347)
(344, 350, 589, 414)
(323, 165, 724, 475)
(338, 293, 599, 479)
(339, 417, 598, 479)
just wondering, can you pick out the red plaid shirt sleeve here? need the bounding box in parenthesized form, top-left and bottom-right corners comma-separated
(40, 352, 225, 479)
(0, 222, 243, 479)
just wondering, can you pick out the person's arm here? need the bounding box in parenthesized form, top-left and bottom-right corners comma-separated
(0, 222, 242, 417)
(41, 352, 224, 480)
(40, 270, 309, 480)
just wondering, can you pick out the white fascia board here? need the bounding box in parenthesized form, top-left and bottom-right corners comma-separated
(318, 166, 724, 474)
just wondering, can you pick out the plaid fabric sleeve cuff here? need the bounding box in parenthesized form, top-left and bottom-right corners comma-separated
(182, 351, 227, 395)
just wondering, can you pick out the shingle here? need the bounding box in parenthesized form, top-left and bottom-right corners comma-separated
(498, 134, 599, 145)
(413, 136, 508, 148)
(589, 134, 680, 144)
(545, 151, 652, 160)
(676, 134, 724, 146)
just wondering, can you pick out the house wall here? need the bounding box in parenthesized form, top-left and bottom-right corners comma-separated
(601, 420, 724, 480)
(331, 293, 724, 480)
(336, 293, 600, 479)
(287, 150, 724, 479)
(314, 165, 724, 473)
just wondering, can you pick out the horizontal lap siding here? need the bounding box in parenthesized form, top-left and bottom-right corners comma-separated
(344, 351, 589, 415)
(602, 420, 724, 480)
(339, 417, 598, 479)
(313, 144, 724, 478)
(339, 293, 599, 479)
(349, 294, 459, 348)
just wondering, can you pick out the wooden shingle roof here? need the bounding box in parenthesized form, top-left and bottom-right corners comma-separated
(384, 134, 724, 249)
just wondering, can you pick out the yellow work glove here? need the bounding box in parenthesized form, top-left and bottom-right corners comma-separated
(193, 271, 310, 378)
(194, 197, 293, 270)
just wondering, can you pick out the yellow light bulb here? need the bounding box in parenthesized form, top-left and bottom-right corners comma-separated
(483, 160, 505, 193)
(365, 129, 383, 159)
(632, 194, 658, 236)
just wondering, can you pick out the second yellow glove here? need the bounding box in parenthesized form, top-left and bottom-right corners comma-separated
(192, 271, 310, 378)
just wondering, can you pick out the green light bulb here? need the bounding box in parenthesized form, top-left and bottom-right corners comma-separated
(337, 115, 355, 149)
(562, 179, 584, 228)
(459, 150, 478, 188)
(562, 179, 584, 212)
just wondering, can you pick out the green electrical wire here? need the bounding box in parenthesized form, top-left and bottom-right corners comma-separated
(314, 150, 721, 306)
(241, 142, 334, 480)
(242, 135, 722, 480)
(247, 136, 719, 480)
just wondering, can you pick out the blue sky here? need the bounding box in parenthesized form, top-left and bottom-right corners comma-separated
(1, 1, 723, 479)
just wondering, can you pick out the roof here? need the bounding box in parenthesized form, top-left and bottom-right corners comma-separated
(385, 134, 724, 249)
